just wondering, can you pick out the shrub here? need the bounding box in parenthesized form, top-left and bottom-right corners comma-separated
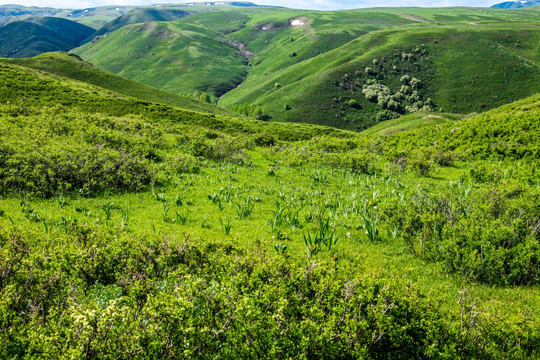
(400, 74, 411, 84)
(410, 77, 422, 89)
(376, 110, 399, 122)
(432, 150, 455, 167)
(362, 82, 391, 103)
(348, 99, 360, 108)
(170, 153, 200, 174)
(411, 149, 433, 176)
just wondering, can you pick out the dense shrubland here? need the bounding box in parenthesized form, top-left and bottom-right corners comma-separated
(0, 226, 538, 359)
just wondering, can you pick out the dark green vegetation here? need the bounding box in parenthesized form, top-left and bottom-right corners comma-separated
(0, 17, 93, 58)
(73, 6, 540, 130)
(0, 52, 539, 358)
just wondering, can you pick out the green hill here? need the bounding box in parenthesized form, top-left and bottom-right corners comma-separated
(0, 18, 94, 58)
(0, 52, 237, 116)
(77, 21, 249, 97)
(30, 16, 95, 45)
(0, 58, 352, 141)
(85, 8, 190, 43)
(74, 6, 540, 130)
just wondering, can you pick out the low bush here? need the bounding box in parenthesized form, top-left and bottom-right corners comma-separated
(382, 186, 540, 286)
(1, 226, 537, 359)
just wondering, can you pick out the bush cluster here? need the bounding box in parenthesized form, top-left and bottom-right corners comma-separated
(0, 106, 161, 197)
(381, 185, 540, 286)
(1, 226, 537, 359)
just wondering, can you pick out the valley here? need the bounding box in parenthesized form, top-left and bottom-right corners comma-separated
(0, 1, 539, 358)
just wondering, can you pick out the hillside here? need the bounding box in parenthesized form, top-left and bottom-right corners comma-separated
(29, 16, 95, 45)
(77, 21, 250, 97)
(0, 52, 237, 116)
(85, 8, 190, 42)
(0, 18, 94, 58)
(74, 6, 540, 130)
(0, 57, 539, 358)
(0, 58, 352, 141)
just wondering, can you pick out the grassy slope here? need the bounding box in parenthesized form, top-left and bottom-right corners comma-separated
(221, 8, 540, 129)
(75, 21, 249, 97)
(0, 59, 354, 141)
(0, 21, 72, 58)
(0, 17, 94, 58)
(0, 52, 237, 116)
(362, 112, 463, 136)
(30, 17, 95, 45)
(74, 6, 539, 130)
(0, 62, 538, 357)
(85, 8, 191, 42)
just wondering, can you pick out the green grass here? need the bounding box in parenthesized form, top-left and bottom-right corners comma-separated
(1, 52, 237, 116)
(0, 18, 94, 58)
(75, 21, 249, 97)
(0, 5, 138, 29)
(85, 7, 191, 43)
(0, 56, 539, 357)
(363, 112, 463, 135)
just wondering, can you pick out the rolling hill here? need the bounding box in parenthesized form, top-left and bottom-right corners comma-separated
(0, 52, 236, 116)
(0, 17, 94, 58)
(85, 8, 191, 42)
(74, 6, 540, 130)
(77, 21, 249, 97)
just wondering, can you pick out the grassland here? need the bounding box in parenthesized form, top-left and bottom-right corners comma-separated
(0, 55, 538, 357)
(73, 6, 540, 130)
(77, 21, 249, 97)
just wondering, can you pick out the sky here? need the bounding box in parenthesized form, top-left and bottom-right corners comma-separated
(0, 0, 497, 10)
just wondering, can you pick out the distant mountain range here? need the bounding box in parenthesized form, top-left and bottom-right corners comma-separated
(0, 17, 93, 58)
(491, 0, 540, 8)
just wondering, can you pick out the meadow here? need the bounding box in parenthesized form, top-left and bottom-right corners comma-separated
(0, 55, 539, 358)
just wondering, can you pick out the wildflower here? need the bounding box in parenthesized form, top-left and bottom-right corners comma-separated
(346, 232, 351, 238)
(369, 201, 373, 206)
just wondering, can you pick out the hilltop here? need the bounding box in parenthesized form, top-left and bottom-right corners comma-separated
(0, 5, 136, 29)
(0, 52, 237, 115)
